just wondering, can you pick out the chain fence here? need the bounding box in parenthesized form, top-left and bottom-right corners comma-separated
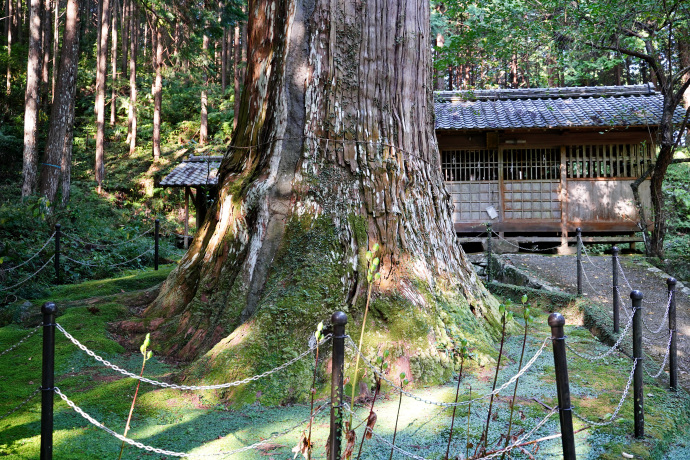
(54, 386, 329, 458)
(1, 232, 55, 272)
(347, 335, 550, 407)
(573, 358, 638, 427)
(580, 243, 608, 271)
(489, 231, 559, 252)
(62, 249, 153, 269)
(0, 255, 55, 292)
(0, 325, 41, 358)
(57, 323, 330, 390)
(62, 228, 153, 249)
(645, 331, 674, 379)
(565, 310, 635, 362)
(0, 386, 41, 421)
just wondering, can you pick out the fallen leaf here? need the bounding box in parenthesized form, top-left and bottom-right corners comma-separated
(364, 412, 377, 439)
(343, 429, 356, 459)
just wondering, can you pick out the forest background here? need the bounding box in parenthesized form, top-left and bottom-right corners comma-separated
(1, 0, 690, 295)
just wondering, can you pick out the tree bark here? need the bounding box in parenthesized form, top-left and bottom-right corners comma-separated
(221, 27, 227, 93)
(6, 0, 13, 94)
(51, 0, 58, 100)
(94, 0, 110, 192)
(41, 0, 51, 107)
(120, 0, 128, 77)
(126, 0, 137, 154)
(232, 19, 240, 129)
(138, 0, 497, 397)
(20, 0, 43, 198)
(39, 0, 80, 204)
(680, 38, 690, 109)
(152, 23, 162, 160)
(110, 0, 118, 126)
(200, 31, 208, 145)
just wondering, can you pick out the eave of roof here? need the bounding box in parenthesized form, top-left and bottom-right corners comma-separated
(160, 155, 222, 187)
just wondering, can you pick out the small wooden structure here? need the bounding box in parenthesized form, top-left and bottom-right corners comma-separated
(434, 84, 685, 250)
(160, 155, 221, 247)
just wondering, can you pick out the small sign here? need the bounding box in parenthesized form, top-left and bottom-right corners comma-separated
(486, 206, 498, 219)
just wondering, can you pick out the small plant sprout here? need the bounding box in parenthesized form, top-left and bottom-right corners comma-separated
(388, 372, 409, 460)
(478, 303, 512, 456)
(356, 349, 387, 460)
(502, 298, 533, 459)
(117, 333, 153, 460)
(445, 338, 469, 460)
(349, 243, 381, 428)
(298, 321, 324, 460)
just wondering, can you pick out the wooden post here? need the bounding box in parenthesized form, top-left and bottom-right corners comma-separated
(41, 302, 57, 460)
(548, 312, 576, 460)
(576, 228, 582, 296)
(612, 246, 619, 333)
(631, 290, 644, 438)
(559, 145, 569, 254)
(668, 278, 677, 391)
(329, 311, 347, 460)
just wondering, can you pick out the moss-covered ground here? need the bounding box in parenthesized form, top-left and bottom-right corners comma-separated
(1, 270, 689, 459)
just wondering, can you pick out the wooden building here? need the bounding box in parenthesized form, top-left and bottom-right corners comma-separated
(159, 155, 221, 247)
(435, 84, 686, 250)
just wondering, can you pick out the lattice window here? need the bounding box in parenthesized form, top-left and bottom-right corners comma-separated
(566, 143, 653, 178)
(502, 149, 560, 180)
(441, 149, 499, 181)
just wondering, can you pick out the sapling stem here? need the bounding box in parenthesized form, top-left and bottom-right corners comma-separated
(502, 299, 531, 459)
(117, 333, 153, 460)
(445, 340, 468, 460)
(388, 373, 408, 460)
(349, 244, 380, 428)
(356, 351, 387, 460)
(478, 304, 512, 456)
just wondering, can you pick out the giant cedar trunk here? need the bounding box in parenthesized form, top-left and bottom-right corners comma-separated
(126, 0, 137, 154)
(39, 0, 80, 204)
(20, 0, 43, 198)
(139, 0, 498, 401)
(152, 24, 162, 159)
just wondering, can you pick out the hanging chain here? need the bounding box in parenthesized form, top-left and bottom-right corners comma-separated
(0, 387, 40, 421)
(0, 325, 41, 358)
(566, 310, 634, 362)
(57, 323, 330, 390)
(0, 255, 55, 292)
(2, 233, 55, 272)
(644, 331, 674, 379)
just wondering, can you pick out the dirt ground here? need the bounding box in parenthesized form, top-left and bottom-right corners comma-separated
(498, 252, 690, 388)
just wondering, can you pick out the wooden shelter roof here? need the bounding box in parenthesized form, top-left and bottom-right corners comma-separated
(160, 155, 222, 187)
(434, 84, 686, 131)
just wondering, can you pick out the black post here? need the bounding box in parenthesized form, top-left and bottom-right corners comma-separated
(54, 224, 61, 285)
(575, 227, 582, 295)
(487, 223, 493, 283)
(548, 313, 577, 460)
(612, 246, 620, 333)
(631, 290, 644, 438)
(41, 302, 57, 460)
(668, 278, 677, 391)
(329, 311, 347, 460)
(154, 219, 159, 271)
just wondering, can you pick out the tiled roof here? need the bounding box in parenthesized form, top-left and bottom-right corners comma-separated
(434, 84, 686, 130)
(160, 155, 222, 187)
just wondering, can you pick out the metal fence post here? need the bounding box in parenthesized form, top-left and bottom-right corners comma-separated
(41, 302, 57, 460)
(54, 224, 61, 285)
(612, 246, 620, 333)
(668, 278, 677, 391)
(154, 219, 160, 271)
(631, 290, 644, 438)
(575, 227, 582, 296)
(329, 311, 347, 460)
(548, 313, 576, 460)
(487, 223, 493, 283)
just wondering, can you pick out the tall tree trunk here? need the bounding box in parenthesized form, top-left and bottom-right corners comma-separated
(20, 0, 43, 198)
(232, 20, 240, 129)
(41, 0, 51, 107)
(200, 32, 208, 145)
(221, 27, 227, 93)
(152, 23, 162, 160)
(94, 0, 111, 192)
(51, 0, 58, 100)
(120, 0, 128, 76)
(680, 38, 690, 109)
(126, 0, 137, 154)
(39, 0, 80, 204)
(5, 0, 13, 94)
(137, 0, 497, 399)
(110, 0, 118, 126)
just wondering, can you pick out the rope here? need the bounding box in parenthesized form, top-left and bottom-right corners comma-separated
(62, 249, 152, 269)
(55, 386, 328, 458)
(0, 255, 55, 292)
(0, 387, 40, 421)
(347, 336, 550, 407)
(645, 331, 674, 379)
(1, 233, 55, 272)
(0, 325, 41, 358)
(565, 309, 634, 362)
(573, 358, 638, 427)
(62, 228, 153, 248)
(57, 323, 331, 390)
